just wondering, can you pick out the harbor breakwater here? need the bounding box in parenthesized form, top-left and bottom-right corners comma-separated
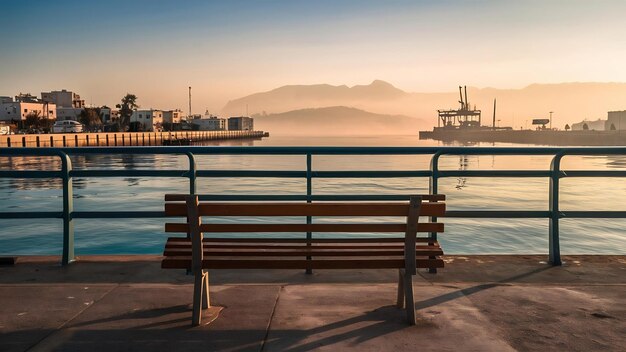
(0, 130, 268, 148)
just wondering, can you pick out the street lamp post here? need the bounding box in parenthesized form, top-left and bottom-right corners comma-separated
(549, 111, 554, 130)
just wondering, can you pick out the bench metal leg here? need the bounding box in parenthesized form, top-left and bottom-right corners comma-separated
(192, 270, 204, 326)
(396, 269, 405, 308)
(202, 271, 210, 309)
(403, 270, 416, 325)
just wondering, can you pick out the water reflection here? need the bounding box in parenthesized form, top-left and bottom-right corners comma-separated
(194, 138, 260, 146)
(456, 155, 469, 190)
(600, 155, 626, 169)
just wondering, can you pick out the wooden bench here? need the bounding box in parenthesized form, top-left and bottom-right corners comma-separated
(162, 194, 446, 326)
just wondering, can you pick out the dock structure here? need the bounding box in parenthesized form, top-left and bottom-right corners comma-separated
(419, 129, 626, 145)
(0, 130, 267, 148)
(437, 85, 482, 129)
(0, 255, 623, 351)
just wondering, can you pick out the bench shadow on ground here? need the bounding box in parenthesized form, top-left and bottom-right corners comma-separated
(6, 265, 556, 352)
(414, 265, 553, 310)
(10, 305, 417, 352)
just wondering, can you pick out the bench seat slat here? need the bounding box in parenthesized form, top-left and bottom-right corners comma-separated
(161, 257, 444, 270)
(165, 223, 443, 233)
(165, 202, 445, 217)
(163, 248, 444, 257)
(166, 237, 439, 244)
(164, 194, 446, 202)
(165, 243, 440, 250)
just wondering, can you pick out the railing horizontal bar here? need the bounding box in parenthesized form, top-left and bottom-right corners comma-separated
(562, 170, 626, 177)
(0, 211, 62, 219)
(197, 170, 305, 178)
(73, 211, 166, 218)
(312, 171, 431, 178)
(7, 169, 624, 180)
(71, 170, 188, 178)
(446, 210, 626, 218)
(438, 170, 550, 177)
(5, 210, 621, 221)
(560, 211, 626, 218)
(0, 170, 62, 178)
(445, 210, 551, 218)
(5, 210, 624, 220)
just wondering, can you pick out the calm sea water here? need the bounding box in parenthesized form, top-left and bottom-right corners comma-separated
(1, 135, 625, 256)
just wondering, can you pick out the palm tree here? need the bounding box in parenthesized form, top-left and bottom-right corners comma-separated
(115, 94, 139, 131)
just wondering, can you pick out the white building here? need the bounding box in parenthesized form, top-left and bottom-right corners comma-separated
(40, 90, 85, 121)
(99, 107, 119, 124)
(571, 118, 606, 131)
(56, 107, 83, 121)
(191, 117, 226, 131)
(41, 89, 84, 108)
(130, 109, 163, 132)
(163, 109, 184, 125)
(0, 97, 56, 123)
(606, 111, 626, 131)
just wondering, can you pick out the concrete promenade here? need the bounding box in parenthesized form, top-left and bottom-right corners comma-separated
(1, 255, 624, 351)
(0, 130, 267, 148)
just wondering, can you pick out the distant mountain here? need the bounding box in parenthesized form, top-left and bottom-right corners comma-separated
(224, 81, 626, 129)
(223, 80, 406, 116)
(253, 106, 426, 136)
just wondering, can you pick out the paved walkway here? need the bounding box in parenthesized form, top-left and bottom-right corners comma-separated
(1, 255, 624, 351)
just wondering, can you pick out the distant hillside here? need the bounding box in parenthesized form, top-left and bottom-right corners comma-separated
(223, 80, 406, 116)
(253, 106, 426, 136)
(224, 80, 626, 129)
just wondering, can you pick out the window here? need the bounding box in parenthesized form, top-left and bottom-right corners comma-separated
(24, 109, 27, 113)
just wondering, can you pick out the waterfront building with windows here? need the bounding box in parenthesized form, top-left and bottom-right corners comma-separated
(228, 116, 254, 131)
(56, 107, 83, 121)
(606, 111, 626, 131)
(41, 89, 84, 109)
(0, 96, 56, 123)
(163, 109, 185, 124)
(190, 116, 226, 131)
(130, 109, 164, 131)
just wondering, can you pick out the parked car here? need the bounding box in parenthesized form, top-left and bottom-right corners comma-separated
(52, 120, 84, 133)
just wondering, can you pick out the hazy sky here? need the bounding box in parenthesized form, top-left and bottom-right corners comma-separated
(1, 0, 625, 113)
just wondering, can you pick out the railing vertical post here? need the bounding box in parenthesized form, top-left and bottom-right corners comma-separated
(187, 152, 197, 195)
(60, 152, 75, 265)
(549, 153, 563, 266)
(428, 152, 442, 273)
(306, 153, 313, 275)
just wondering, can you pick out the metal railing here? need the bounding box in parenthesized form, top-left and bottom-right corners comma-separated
(1, 146, 626, 266)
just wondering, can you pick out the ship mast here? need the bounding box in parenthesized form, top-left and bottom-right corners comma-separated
(188, 86, 192, 118)
(492, 99, 497, 131)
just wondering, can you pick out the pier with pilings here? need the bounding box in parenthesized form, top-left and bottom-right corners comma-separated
(0, 130, 268, 148)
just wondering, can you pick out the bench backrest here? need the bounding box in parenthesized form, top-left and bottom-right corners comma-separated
(164, 194, 445, 274)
